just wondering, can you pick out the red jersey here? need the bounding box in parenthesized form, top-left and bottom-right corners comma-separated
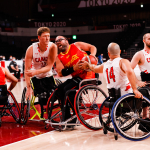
(58, 44, 95, 79)
(0, 67, 6, 85)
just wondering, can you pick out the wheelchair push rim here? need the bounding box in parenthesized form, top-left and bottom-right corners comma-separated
(75, 85, 107, 131)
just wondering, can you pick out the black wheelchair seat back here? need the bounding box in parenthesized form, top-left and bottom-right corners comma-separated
(139, 71, 150, 100)
(108, 88, 121, 102)
(0, 84, 8, 105)
(104, 88, 121, 108)
(138, 86, 150, 99)
(79, 78, 102, 87)
(141, 72, 150, 82)
(95, 73, 99, 79)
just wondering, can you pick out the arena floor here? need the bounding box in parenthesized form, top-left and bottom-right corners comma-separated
(1, 66, 150, 150)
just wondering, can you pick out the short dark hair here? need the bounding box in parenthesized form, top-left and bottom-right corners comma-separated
(37, 27, 50, 36)
(143, 33, 150, 40)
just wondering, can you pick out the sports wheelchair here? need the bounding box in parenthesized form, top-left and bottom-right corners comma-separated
(21, 77, 62, 124)
(0, 85, 21, 126)
(45, 77, 107, 131)
(99, 87, 150, 141)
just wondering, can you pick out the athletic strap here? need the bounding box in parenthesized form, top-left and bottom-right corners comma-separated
(61, 67, 74, 76)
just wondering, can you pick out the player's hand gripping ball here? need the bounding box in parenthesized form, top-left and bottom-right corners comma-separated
(82, 55, 98, 71)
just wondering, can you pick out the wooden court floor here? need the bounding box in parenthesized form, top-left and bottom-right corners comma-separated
(1, 72, 150, 150)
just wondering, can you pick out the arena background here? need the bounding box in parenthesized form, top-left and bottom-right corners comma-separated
(0, 0, 150, 60)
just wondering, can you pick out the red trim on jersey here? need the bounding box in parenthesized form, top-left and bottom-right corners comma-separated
(125, 83, 131, 91)
(0, 67, 6, 85)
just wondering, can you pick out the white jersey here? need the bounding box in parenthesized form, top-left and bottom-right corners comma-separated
(139, 49, 150, 73)
(31, 42, 53, 79)
(103, 57, 132, 96)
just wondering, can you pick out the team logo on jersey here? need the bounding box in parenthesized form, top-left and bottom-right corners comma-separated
(146, 58, 150, 63)
(35, 57, 48, 62)
(65, 54, 79, 67)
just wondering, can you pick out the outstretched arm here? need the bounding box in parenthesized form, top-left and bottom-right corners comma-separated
(4, 68, 18, 91)
(120, 59, 143, 99)
(74, 42, 97, 56)
(131, 51, 146, 87)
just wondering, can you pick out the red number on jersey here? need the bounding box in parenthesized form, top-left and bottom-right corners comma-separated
(106, 67, 116, 84)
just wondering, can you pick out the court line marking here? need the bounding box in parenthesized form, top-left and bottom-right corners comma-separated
(0, 129, 55, 148)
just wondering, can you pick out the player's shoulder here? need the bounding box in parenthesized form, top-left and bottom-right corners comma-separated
(134, 50, 143, 56)
(49, 42, 57, 50)
(120, 58, 130, 63)
(27, 44, 33, 51)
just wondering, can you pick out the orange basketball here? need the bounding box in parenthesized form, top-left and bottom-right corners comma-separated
(82, 55, 98, 65)
(82, 55, 98, 71)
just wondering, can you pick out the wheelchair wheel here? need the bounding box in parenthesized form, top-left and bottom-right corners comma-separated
(7, 90, 21, 123)
(75, 85, 107, 130)
(21, 87, 30, 124)
(111, 93, 150, 141)
(46, 89, 62, 124)
(99, 97, 114, 133)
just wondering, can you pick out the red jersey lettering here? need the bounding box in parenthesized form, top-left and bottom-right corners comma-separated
(106, 67, 115, 83)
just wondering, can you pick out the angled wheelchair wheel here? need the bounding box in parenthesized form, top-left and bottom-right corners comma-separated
(75, 85, 107, 130)
(21, 87, 30, 124)
(7, 90, 21, 123)
(46, 89, 62, 124)
(111, 93, 150, 141)
(99, 97, 114, 133)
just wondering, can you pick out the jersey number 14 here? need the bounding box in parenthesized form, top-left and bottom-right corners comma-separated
(106, 67, 116, 84)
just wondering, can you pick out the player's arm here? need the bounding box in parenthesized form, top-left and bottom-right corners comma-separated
(56, 57, 64, 77)
(120, 59, 143, 99)
(25, 45, 33, 88)
(4, 68, 18, 91)
(56, 57, 77, 77)
(24, 45, 34, 99)
(130, 51, 141, 69)
(74, 42, 97, 56)
(131, 51, 146, 87)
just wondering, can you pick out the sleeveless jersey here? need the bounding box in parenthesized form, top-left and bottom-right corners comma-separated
(58, 44, 95, 79)
(103, 57, 132, 96)
(139, 49, 150, 73)
(0, 67, 6, 85)
(31, 42, 53, 79)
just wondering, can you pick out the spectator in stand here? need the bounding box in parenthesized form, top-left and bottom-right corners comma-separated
(98, 53, 103, 64)
(8, 57, 21, 80)
(9, 55, 13, 61)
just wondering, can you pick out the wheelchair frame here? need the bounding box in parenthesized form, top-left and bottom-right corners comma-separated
(0, 90, 21, 126)
(99, 88, 150, 141)
(21, 77, 62, 124)
(45, 78, 107, 131)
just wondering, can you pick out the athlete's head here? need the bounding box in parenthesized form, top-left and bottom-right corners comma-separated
(107, 42, 121, 57)
(55, 36, 69, 53)
(143, 33, 150, 48)
(37, 27, 50, 45)
(37, 27, 50, 36)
